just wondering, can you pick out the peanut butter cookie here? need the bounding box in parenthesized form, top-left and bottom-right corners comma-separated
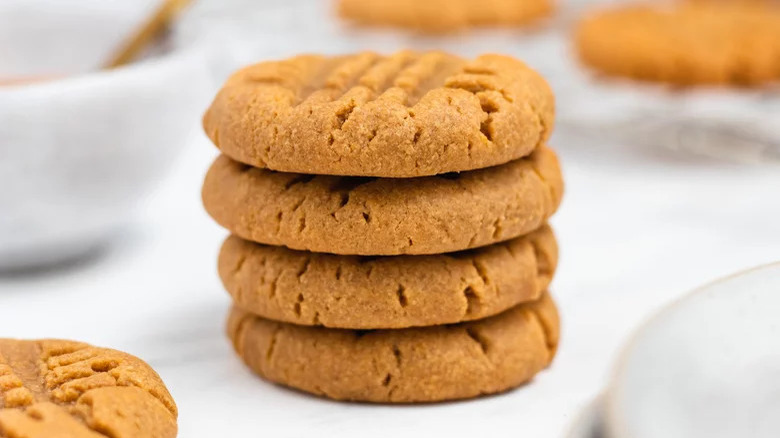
(219, 224, 557, 329)
(202, 145, 563, 256)
(228, 291, 559, 403)
(338, 0, 554, 33)
(575, 2, 780, 85)
(203, 51, 554, 177)
(0, 339, 177, 438)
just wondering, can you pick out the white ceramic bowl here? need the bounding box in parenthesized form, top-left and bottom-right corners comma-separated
(603, 263, 780, 438)
(0, 49, 212, 269)
(0, 2, 213, 269)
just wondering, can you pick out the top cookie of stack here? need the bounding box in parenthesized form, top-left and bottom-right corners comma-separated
(203, 51, 554, 178)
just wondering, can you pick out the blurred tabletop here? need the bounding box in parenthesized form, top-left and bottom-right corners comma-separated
(2, 0, 780, 437)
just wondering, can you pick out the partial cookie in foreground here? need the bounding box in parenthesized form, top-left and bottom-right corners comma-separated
(0, 339, 177, 438)
(203, 145, 563, 256)
(575, 2, 780, 85)
(219, 224, 557, 329)
(338, 0, 554, 33)
(228, 291, 559, 403)
(203, 51, 554, 177)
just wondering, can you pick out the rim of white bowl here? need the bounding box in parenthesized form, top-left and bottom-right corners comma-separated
(0, 43, 210, 94)
(603, 260, 780, 438)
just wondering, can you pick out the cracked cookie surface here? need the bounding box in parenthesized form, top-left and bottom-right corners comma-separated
(219, 224, 557, 329)
(228, 291, 559, 403)
(338, 0, 553, 33)
(0, 339, 177, 438)
(202, 145, 563, 256)
(575, 2, 780, 85)
(203, 51, 554, 177)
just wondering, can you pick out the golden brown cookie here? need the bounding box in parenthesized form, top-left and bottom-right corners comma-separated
(203, 51, 554, 177)
(575, 2, 780, 86)
(337, 0, 554, 33)
(219, 224, 557, 329)
(228, 291, 559, 403)
(0, 339, 177, 438)
(202, 145, 563, 256)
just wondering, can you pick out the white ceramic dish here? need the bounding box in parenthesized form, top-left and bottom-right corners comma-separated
(569, 263, 780, 438)
(0, 1, 213, 270)
(600, 263, 780, 438)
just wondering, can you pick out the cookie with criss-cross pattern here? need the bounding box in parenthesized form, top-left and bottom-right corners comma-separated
(338, 0, 554, 33)
(575, 2, 780, 85)
(202, 145, 563, 256)
(203, 51, 554, 177)
(228, 291, 559, 403)
(219, 224, 557, 329)
(0, 339, 177, 438)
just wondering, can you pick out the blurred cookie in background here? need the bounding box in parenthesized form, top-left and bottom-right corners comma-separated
(337, 0, 554, 33)
(574, 1, 780, 86)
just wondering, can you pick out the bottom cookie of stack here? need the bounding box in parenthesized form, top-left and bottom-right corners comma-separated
(227, 292, 559, 403)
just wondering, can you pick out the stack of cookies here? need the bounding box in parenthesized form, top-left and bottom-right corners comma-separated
(201, 51, 564, 403)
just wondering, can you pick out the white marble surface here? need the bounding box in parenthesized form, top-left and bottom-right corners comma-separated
(2, 1, 780, 436)
(1, 130, 778, 437)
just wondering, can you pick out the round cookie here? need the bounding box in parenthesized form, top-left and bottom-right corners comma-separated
(203, 51, 554, 177)
(202, 145, 563, 256)
(0, 339, 177, 438)
(338, 0, 553, 33)
(219, 224, 557, 329)
(575, 2, 780, 86)
(227, 291, 559, 403)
